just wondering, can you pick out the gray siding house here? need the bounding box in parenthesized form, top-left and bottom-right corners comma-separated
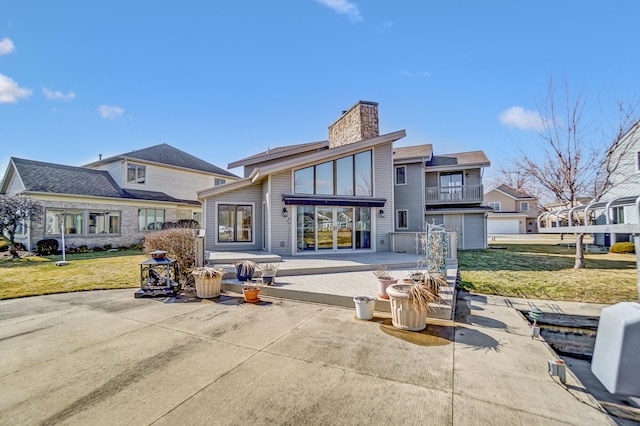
(393, 146, 491, 250)
(199, 101, 405, 256)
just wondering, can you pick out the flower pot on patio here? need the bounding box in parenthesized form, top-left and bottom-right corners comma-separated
(235, 260, 257, 282)
(386, 284, 428, 331)
(371, 265, 397, 299)
(191, 267, 225, 298)
(353, 296, 376, 320)
(376, 278, 398, 299)
(242, 286, 261, 303)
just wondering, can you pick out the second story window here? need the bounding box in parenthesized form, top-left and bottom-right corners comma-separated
(214, 178, 226, 186)
(127, 163, 146, 184)
(488, 202, 501, 212)
(395, 166, 406, 185)
(520, 202, 529, 211)
(294, 150, 372, 197)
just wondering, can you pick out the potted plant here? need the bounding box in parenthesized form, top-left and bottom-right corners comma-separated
(234, 260, 257, 282)
(259, 262, 279, 285)
(387, 272, 447, 331)
(191, 266, 225, 298)
(353, 296, 377, 320)
(372, 265, 398, 299)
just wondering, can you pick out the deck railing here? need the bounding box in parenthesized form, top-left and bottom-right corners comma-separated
(425, 184, 483, 204)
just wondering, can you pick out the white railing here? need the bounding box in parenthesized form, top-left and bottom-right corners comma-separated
(425, 184, 483, 204)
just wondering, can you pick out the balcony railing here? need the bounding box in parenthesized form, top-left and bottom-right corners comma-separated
(425, 184, 483, 204)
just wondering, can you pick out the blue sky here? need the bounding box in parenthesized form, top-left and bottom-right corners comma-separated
(1, 1, 639, 181)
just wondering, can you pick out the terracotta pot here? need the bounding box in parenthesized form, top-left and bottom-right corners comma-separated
(242, 286, 260, 303)
(376, 278, 398, 299)
(386, 284, 427, 331)
(194, 275, 222, 298)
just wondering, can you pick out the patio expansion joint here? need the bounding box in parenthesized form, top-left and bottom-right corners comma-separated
(149, 304, 334, 425)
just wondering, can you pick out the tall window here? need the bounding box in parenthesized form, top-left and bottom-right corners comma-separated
(488, 202, 501, 212)
(218, 204, 253, 242)
(397, 210, 408, 229)
(45, 209, 84, 235)
(89, 211, 120, 234)
(520, 202, 529, 211)
(637, 151, 640, 172)
(138, 209, 165, 230)
(395, 166, 406, 185)
(127, 163, 146, 184)
(294, 150, 372, 196)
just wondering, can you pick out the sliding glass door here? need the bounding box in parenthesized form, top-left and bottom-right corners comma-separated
(295, 206, 370, 253)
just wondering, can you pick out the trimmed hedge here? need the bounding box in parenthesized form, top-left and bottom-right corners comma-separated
(610, 242, 635, 254)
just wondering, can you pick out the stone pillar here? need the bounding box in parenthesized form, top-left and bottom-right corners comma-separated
(328, 101, 379, 148)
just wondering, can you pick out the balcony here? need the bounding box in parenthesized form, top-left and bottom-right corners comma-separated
(425, 184, 483, 204)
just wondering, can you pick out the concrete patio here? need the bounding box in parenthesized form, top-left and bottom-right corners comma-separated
(0, 284, 616, 425)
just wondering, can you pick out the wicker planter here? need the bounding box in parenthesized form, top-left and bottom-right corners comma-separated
(386, 284, 428, 331)
(195, 275, 222, 298)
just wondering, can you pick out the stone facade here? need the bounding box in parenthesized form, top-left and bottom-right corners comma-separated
(328, 101, 379, 148)
(18, 199, 196, 251)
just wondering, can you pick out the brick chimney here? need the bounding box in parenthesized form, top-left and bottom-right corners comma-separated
(328, 101, 379, 148)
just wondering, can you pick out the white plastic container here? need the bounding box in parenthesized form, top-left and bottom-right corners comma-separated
(353, 296, 376, 320)
(591, 302, 640, 396)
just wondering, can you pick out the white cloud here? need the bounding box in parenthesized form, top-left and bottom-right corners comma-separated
(0, 74, 31, 103)
(0, 38, 15, 55)
(315, 0, 362, 22)
(498, 106, 546, 131)
(43, 87, 76, 101)
(97, 105, 125, 119)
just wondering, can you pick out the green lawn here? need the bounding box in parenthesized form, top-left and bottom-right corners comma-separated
(458, 244, 637, 304)
(0, 250, 146, 300)
(1, 243, 637, 304)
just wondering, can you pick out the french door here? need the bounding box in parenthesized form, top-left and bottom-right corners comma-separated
(296, 206, 371, 253)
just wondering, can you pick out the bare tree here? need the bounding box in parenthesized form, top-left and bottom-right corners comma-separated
(0, 194, 43, 256)
(513, 78, 639, 268)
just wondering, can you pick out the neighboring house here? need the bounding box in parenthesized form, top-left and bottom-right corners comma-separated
(593, 120, 640, 246)
(199, 101, 404, 256)
(199, 100, 491, 256)
(393, 146, 491, 249)
(483, 184, 540, 234)
(0, 144, 238, 250)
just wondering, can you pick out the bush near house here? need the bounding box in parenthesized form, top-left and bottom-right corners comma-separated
(0, 237, 8, 252)
(143, 228, 197, 284)
(610, 242, 635, 254)
(36, 239, 59, 256)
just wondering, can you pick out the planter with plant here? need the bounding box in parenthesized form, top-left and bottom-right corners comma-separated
(259, 262, 279, 285)
(372, 265, 398, 299)
(387, 272, 447, 331)
(353, 296, 377, 320)
(191, 266, 226, 298)
(235, 260, 257, 282)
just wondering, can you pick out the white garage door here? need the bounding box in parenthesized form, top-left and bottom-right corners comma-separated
(488, 219, 520, 234)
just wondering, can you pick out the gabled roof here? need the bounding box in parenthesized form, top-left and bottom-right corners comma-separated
(427, 150, 490, 168)
(393, 144, 433, 162)
(494, 184, 534, 199)
(84, 143, 238, 178)
(228, 140, 329, 169)
(9, 158, 198, 205)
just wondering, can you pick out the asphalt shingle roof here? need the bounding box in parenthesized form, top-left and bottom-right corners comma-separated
(229, 140, 329, 168)
(496, 184, 534, 199)
(11, 158, 198, 205)
(85, 143, 238, 178)
(393, 144, 433, 160)
(428, 151, 490, 167)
